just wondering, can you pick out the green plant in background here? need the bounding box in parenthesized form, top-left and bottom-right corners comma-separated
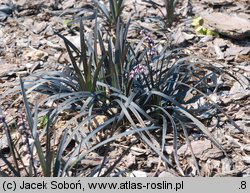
(192, 16, 203, 27)
(37, 115, 48, 129)
(63, 19, 73, 27)
(192, 16, 219, 37)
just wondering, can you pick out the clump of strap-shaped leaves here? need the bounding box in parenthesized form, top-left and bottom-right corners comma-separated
(2, 10, 242, 176)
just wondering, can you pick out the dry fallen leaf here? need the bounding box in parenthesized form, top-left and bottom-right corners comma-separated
(23, 49, 48, 61)
(177, 139, 212, 159)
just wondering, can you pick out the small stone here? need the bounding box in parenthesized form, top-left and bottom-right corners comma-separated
(225, 47, 250, 57)
(213, 38, 227, 48)
(202, 12, 250, 39)
(243, 145, 250, 152)
(130, 170, 147, 177)
(25, 63, 34, 69)
(33, 21, 48, 34)
(242, 156, 250, 164)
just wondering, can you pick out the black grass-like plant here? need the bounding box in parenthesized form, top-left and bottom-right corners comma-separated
(93, 0, 125, 28)
(164, 0, 175, 28)
(0, 109, 21, 177)
(1, 12, 246, 176)
(143, 0, 176, 28)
